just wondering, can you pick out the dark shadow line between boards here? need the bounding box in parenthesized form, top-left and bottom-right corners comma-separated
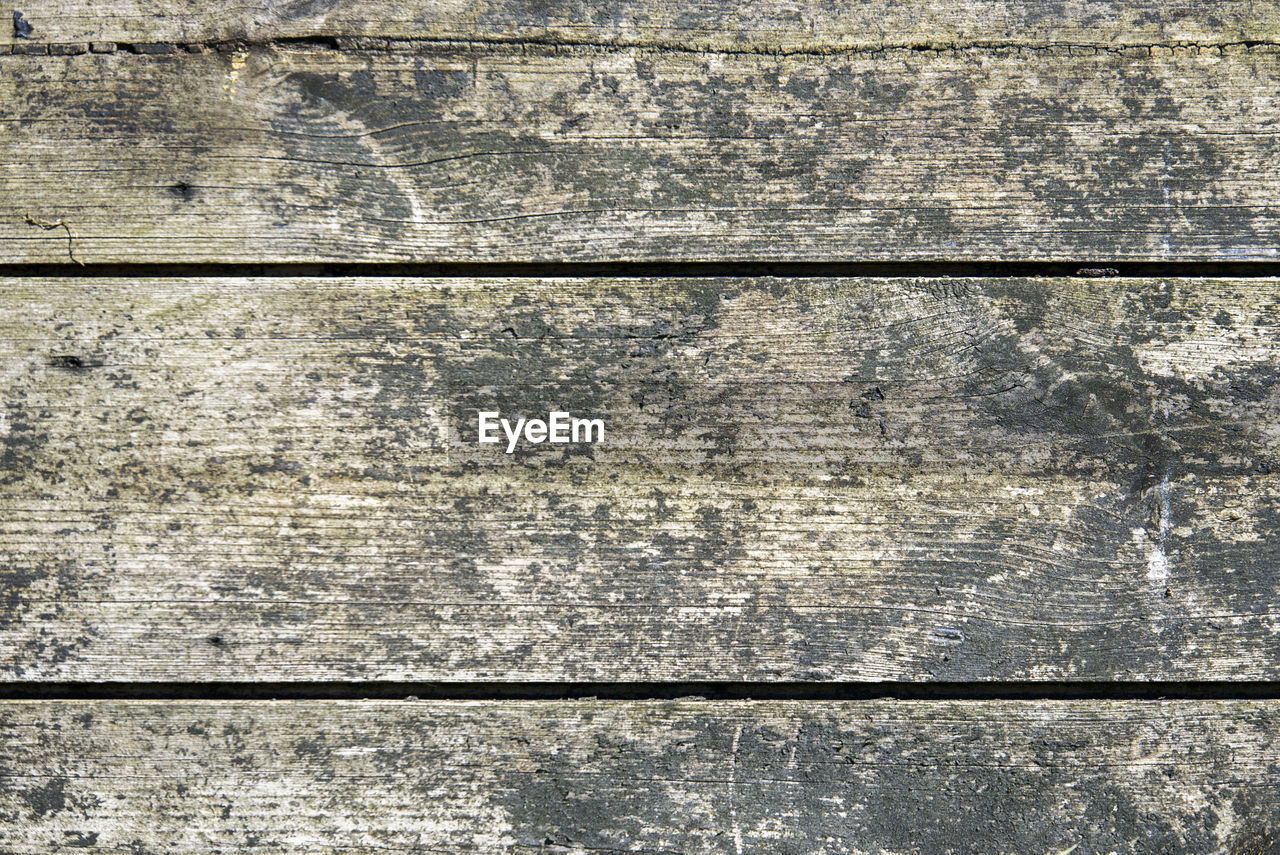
(4, 681, 1280, 702)
(5, 260, 1280, 279)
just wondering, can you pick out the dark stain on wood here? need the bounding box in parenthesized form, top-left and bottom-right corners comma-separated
(4, 45, 1280, 262)
(2, 701, 1278, 851)
(3, 5, 1280, 849)
(11, 10, 33, 39)
(0, 277, 1276, 682)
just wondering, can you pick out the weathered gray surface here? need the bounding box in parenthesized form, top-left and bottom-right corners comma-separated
(4, 0, 1276, 49)
(2, 699, 1279, 853)
(3, 276, 1278, 681)
(5, 45, 1280, 262)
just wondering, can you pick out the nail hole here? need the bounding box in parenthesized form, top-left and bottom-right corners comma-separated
(170, 181, 196, 202)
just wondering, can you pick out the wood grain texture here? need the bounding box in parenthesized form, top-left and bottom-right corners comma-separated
(5, 45, 1280, 262)
(4, 0, 1277, 49)
(2, 276, 1278, 682)
(3, 699, 1280, 853)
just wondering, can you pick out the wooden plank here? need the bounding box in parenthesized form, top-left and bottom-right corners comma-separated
(5, 46, 1280, 263)
(5, 0, 1277, 50)
(2, 699, 1280, 852)
(2, 276, 1278, 682)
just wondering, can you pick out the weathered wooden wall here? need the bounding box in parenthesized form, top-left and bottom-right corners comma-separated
(2, 276, 1279, 682)
(4, 44, 1280, 262)
(4, 700, 1280, 853)
(6, 0, 1279, 50)
(3, 1, 1279, 851)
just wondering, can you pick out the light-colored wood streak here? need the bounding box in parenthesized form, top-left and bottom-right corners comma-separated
(1, 277, 1277, 681)
(4, 46, 1280, 262)
(2, 699, 1279, 853)
(3, 0, 1277, 50)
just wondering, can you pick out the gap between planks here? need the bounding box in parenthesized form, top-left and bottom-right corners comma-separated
(5, 682, 1280, 701)
(6, 260, 1280, 279)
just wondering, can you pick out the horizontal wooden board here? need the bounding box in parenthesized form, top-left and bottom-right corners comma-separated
(5, 45, 1280, 262)
(3, 699, 1280, 853)
(5, 0, 1277, 50)
(2, 276, 1278, 682)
